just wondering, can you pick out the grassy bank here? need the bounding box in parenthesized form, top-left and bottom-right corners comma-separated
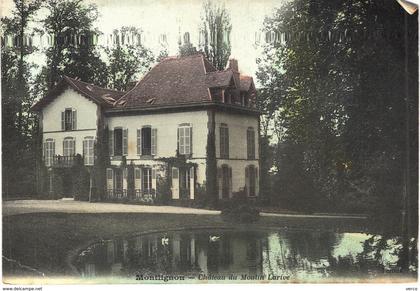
(3, 212, 368, 277)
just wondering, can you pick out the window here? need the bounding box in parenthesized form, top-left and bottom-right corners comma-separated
(142, 127, 151, 155)
(245, 165, 257, 197)
(44, 139, 55, 166)
(241, 93, 249, 107)
(114, 128, 123, 156)
(220, 124, 229, 159)
(63, 137, 75, 156)
(178, 124, 192, 155)
(247, 127, 255, 159)
(83, 137, 95, 165)
(137, 127, 157, 156)
(61, 108, 76, 131)
(224, 91, 231, 104)
(142, 168, 152, 191)
(110, 128, 128, 156)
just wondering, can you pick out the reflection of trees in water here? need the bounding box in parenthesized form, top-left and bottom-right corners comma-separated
(76, 230, 417, 279)
(264, 231, 341, 276)
(329, 235, 417, 276)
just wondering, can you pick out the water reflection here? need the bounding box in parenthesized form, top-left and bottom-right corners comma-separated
(74, 229, 414, 280)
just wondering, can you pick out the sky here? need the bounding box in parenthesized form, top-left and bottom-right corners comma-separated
(1, 0, 287, 80)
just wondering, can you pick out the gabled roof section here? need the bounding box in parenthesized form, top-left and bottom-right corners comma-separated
(116, 54, 256, 108)
(205, 70, 234, 88)
(117, 54, 213, 107)
(31, 76, 125, 111)
(240, 75, 255, 92)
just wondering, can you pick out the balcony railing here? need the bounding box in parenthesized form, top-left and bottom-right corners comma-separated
(51, 155, 80, 168)
(106, 189, 156, 202)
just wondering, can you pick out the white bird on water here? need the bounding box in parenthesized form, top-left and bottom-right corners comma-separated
(161, 237, 169, 246)
(209, 235, 220, 242)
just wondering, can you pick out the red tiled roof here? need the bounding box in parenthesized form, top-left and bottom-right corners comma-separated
(31, 76, 125, 111)
(32, 55, 256, 112)
(116, 54, 255, 108)
(240, 75, 253, 91)
(206, 70, 234, 88)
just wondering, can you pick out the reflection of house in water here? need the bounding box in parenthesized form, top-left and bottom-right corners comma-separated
(77, 232, 264, 277)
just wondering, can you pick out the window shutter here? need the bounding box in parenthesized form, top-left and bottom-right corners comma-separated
(72, 109, 77, 130)
(245, 167, 249, 196)
(109, 130, 114, 156)
(217, 167, 222, 199)
(178, 127, 183, 154)
(123, 128, 128, 156)
(43, 142, 46, 160)
(226, 128, 229, 158)
(62, 139, 66, 156)
(135, 168, 141, 191)
(189, 166, 195, 200)
(72, 139, 76, 156)
(52, 140, 55, 157)
(171, 167, 179, 199)
(177, 127, 180, 154)
(189, 127, 193, 155)
(229, 167, 232, 196)
(152, 169, 156, 190)
(106, 168, 113, 190)
(151, 128, 157, 155)
(137, 129, 141, 155)
(61, 111, 65, 130)
(83, 139, 87, 164)
(247, 132, 249, 159)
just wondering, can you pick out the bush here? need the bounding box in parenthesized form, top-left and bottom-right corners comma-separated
(221, 198, 260, 223)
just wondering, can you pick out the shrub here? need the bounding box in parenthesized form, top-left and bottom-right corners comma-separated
(221, 198, 260, 223)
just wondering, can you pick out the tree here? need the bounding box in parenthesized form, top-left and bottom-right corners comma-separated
(258, 0, 418, 227)
(1, 0, 41, 198)
(178, 32, 198, 57)
(199, 1, 232, 70)
(42, 0, 107, 88)
(106, 26, 154, 91)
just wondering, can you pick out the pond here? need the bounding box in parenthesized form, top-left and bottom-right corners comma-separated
(74, 228, 415, 282)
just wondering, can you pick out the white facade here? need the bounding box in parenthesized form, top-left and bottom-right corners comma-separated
(42, 88, 98, 157)
(40, 89, 260, 201)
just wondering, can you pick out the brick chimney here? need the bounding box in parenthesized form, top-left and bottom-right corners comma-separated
(228, 58, 238, 72)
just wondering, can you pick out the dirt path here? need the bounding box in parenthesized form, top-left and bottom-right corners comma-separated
(2, 200, 220, 216)
(2, 199, 367, 219)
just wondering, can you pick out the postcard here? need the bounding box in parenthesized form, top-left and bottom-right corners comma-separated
(1, 0, 418, 289)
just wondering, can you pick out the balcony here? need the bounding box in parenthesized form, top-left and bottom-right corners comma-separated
(50, 155, 81, 168)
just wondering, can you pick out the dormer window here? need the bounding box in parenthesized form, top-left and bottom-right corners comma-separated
(241, 93, 249, 107)
(61, 108, 77, 131)
(224, 91, 231, 104)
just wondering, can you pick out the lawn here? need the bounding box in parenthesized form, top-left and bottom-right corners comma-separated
(3, 212, 368, 278)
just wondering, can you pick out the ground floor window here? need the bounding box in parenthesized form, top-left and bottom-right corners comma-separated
(220, 165, 232, 199)
(142, 168, 152, 192)
(83, 137, 95, 165)
(246, 165, 257, 197)
(44, 139, 55, 166)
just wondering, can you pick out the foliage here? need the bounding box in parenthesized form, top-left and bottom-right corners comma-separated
(42, 0, 107, 89)
(1, 0, 41, 198)
(156, 175, 171, 205)
(199, 1, 232, 70)
(221, 197, 260, 223)
(106, 26, 154, 91)
(178, 32, 199, 57)
(205, 110, 218, 208)
(257, 0, 418, 224)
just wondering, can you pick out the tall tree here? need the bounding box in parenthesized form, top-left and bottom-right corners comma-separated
(199, 1, 232, 70)
(42, 0, 107, 88)
(258, 0, 418, 229)
(178, 32, 198, 57)
(1, 0, 41, 197)
(106, 26, 154, 91)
